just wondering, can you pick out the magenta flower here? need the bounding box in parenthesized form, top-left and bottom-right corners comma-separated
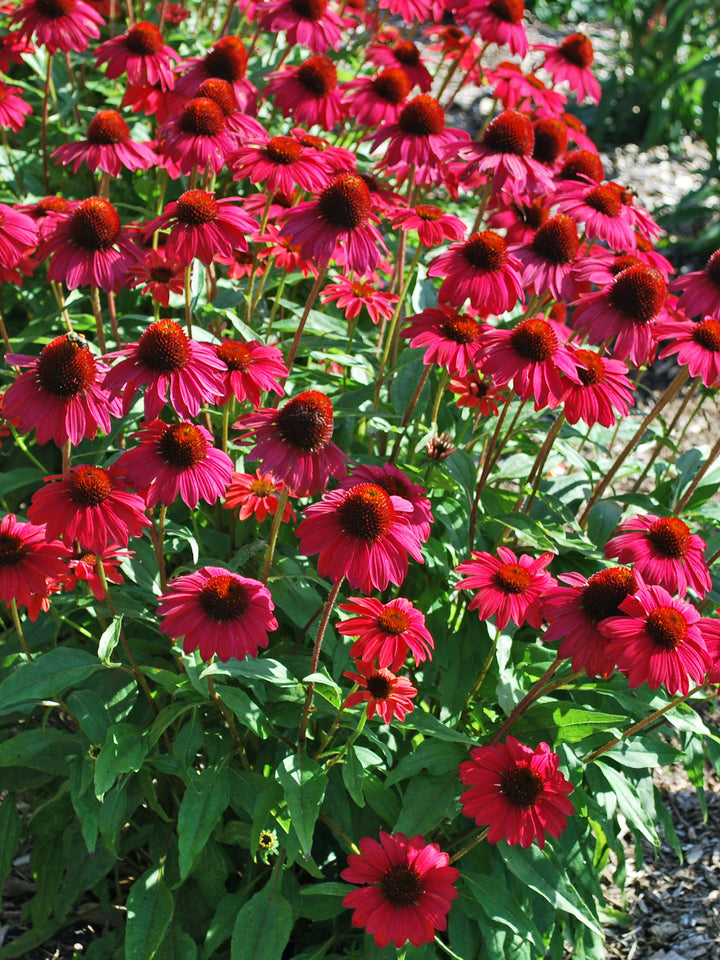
(671, 248, 720, 318)
(4, 334, 120, 447)
(320, 276, 399, 325)
(535, 33, 601, 104)
(562, 349, 634, 428)
(513, 213, 581, 301)
(160, 98, 236, 176)
(343, 660, 418, 722)
(342, 832, 459, 949)
(158, 566, 277, 662)
(115, 420, 234, 509)
(366, 39, 433, 93)
(296, 483, 425, 593)
(487, 61, 567, 115)
(175, 36, 256, 113)
(657, 316, 720, 387)
(453, 0, 528, 55)
(263, 55, 342, 130)
(195, 77, 266, 140)
(222, 470, 296, 523)
(0, 513, 70, 609)
(52, 110, 157, 176)
(340, 68, 411, 127)
(0, 203, 38, 268)
(338, 596, 434, 670)
(124, 248, 185, 307)
(541, 567, 638, 679)
(0, 82, 32, 131)
(427, 231, 524, 315)
(102, 319, 226, 420)
(401, 305, 484, 377)
(27, 465, 150, 552)
(94, 20, 180, 90)
(605, 514, 711, 599)
(11, 0, 104, 54)
(145, 191, 259, 266)
(459, 737, 574, 849)
(235, 390, 347, 497)
(599, 583, 710, 696)
(40, 198, 139, 292)
(65, 545, 130, 602)
(455, 547, 555, 630)
(338, 461, 433, 543)
(229, 133, 332, 194)
(391, 204, 466, 248)
(215, 339, 287, 407)
(554, 179, 636, 250)
(259, 0, 344, 54)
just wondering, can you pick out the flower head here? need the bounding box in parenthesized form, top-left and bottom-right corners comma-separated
(670, 248, 720, 318)
(222, 470, 295, 523)
(341, 832, 459, 949)
(320, 276, 399, 325)
(259, 0, 344, 54)
(94, 21, 180, 89)
(338, 461, 433, 542)
(158, 566, 277, 662)
(65, 545, 130, 601)
(455, 547, 555, 630)
(52, 109, 157, 176)
(453, 0, 528, 55)
(562, 349, 634, 428)
(0, 82, 32, 132)
(263, 55, 342, 130)
(513, 213, 580, 301)
(459, 736, 574, 848)
(229, 133, 332, 194)
(11, 0, 104, 54)
(391, 204, 466, 248)
(160, 98, 237, 176)
(657, 316, 720, 387)
(535, 33, 601, 104)
(175, 36, 256, 113)
(338, 596, 434, 670)
(365, 39, 433, 92)
(554, 179, 635, 251)
(124, 248, 185, 307)
(427, 230, 523, 315)
(343, 660, 418, 722)
(214, 339, 287, 407)
(0, 203, 38, 268)
(341, 68, 411, 127)
(0, 513, 70, 609)
(402, 304, 484, 377)
(145, 191, 258, 266)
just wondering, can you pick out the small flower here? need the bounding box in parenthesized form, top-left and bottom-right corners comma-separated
(513, 213, 580, 301)
(337, 596, 434, 670)
(158, 566, 277, 662)
(0, 513, 70, 609)
(427, 230, 524, 315)
(0, 82, 32, 131)
(341, 68, 411, 127)
(259, 0, 344, 55)
(656, 315, 720, 387)
(366, 39, 433, 92)
(215, 339, 287, 407)
(338, 461, 433, 542)
(115, 419, 234, 509)
(51, 109, 157, 176)
(320, 276, 399, 325)
(599, 583, 710, 696)
(27, 465, 150, 552)
(448, 372, 505, 414)
(391, 204, 466, 248)
(562, 349, 634, 428)
(175, 36, 256, 114)
(263, 55, 342, 130)
(229, 133, 332, 194)
(401, 304, 484, 377)
(670, 248, 720, 318)
(453, 0, 528, 56)
(535, 33, 601, 104)
(554, 179, 636, 251)
(223, 470, 296, 523)
(11, 0, 104, 54)
(296, 483, 424, 593)
(0, 203, 38, 268)
(605, 514, 711, 599)
(458, 736, 574, 849)
(235, 390, 347, 497)
(65, 545, 130, 601)
(343, 660, 418, 722)
(102, 319, 226, 420)
(159, 97, 237, 176)
(341, 832, 459, 949)
(124, 248, 185, 307)
(94, 20, 180, 90)
(455, 546, 555, 630)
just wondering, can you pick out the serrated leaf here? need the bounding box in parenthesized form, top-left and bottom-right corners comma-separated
(177, 766, 231, 880)
(125, 867, 174, 960)
(276, 754, 327, 859)
(230, 883, 293, 960)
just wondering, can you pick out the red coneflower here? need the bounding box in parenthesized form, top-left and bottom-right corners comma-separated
(427, 230, 524, 315)
(158, 566, 277, 662)
(51, 109, 157, 177)
(391, 204, 466, 248)
(0, 203, 38, 268)
(235, 389, 347, 497)
(195, 77, 266, 141)
(65, 544, 130, 601)
(214, 339, 287, 407)
(94, 20, 180, 90)
(455, 546, 555, 630)
(338, 596, 434, 669)
(486, 61, 567, 115)
(102, 319, 226, 420)
(558, 148, 604, 183)
(448, 371, 506, 414)
(605, 514, 711, 599)
(4, 334, 120, 447)
(15, 195, 75, 240)
(342, 832, 459, 949)
(401, 305, 484, 378)
(0, 82, 32, 131)
(670, 248, 720, 318)
(259, 0, 344, 54)
(343, 660, 418, 722)
(115, 419, 234, 509)
(124, 248, 185, 307)
(175, 36, 256, 114)
(458, 736, 574, 849)
(453, 0, 528, 56)
(27, 465, 150, 552)
(599, 583, 710, 696)
(160, 97, 236, 176)
(320, 276, 399, 325)
(656, 315, 720, 387)
(263, 55, 343, 131)
(229, 133, 332, 194)
(341, 68, 411, 127)
(40, 197, 139, 292)
(222, 470, 296, 523)
(366, 39, 433, 92)
(296, 482, 425, 593)
(338, 461, 433, 543)
(562, 349, 634, 428)
(11, 0, 104, 54)
(144, 190, 259, 266)
(0, 513, 70, 610)
(513, 213, 581, 301)
(535, 33, 601, 104)
(554, 179, 636, 250)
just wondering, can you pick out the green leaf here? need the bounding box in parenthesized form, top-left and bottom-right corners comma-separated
(201, 890, 249, 960)
(230, 883, 293, 960)
(94, 722, 149, 799)
(394, 775, 459, 836)
(213, 684, 266, 736)
(177, 766, 231, 880)
(341, 746, 366, 807)
(463, 871, 544, 950)
(398, 710, 474, 744)
(276, 754, 327, 859)
(98, 615, 123, 665)
(0, 794, 21, 895)
(125, 867, 174, 960)
(594, 762, 659, 846)
(586, 500, 623, 549)
(0, 648, 101, 717)
(515, 705, 626, 745)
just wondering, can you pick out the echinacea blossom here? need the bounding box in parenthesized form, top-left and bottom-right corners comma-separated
(320, 276, 399, 325)
(478, 316, 581, 409)
(15, 195, 74, 240)
(541, 567, 638, 678)
(338, 461, 433, 542)
(343, 660, 418, 722)
(342, 832, 458, 949)
(122, 81, 188, 125)
(159, 97, 236, 176)
(280, 172, 386, 277)
(102, 319, 226, 420)
(115, 419, 234, 509)
(451, 110, 554, 195)
(535, 32, 601, 104)
(599, 583, 710, 696)
(453, 0, 528, 56)
(175, 36, 256, 113)
(296, 483, 424, 593)
(427, 231, 524, 315)
(0, 204, 37, 269)
(215, 339, 287, 407)
(376, 0, 433, 25)
(513, 213, 580, 301)
(486, 195, 551, 244)
(11, 0, 104, 54)
(0, 82, 31, 131)
(51, 110, 157, 176)
(458, 737, 574, 849)
(94, 20, 180, 89)
(391, 204, 466, 248)
(455, 547, 555, 630)
(605, 514, 711, 599)
(562, 349, 634, 428)
(449, 372, 505, 414)
(554, 179, 636, 251)
(263, 55, 342, 130)
(656, 316, 720, 387)
(229, 134, 331, 194)
(341, 68, 411, 127)
(558, 148, 604, 183)
(40, 198, 139, 292)
(28, 465, 150, 552)
(0, 513, 70, 609)
(144, 191, 259, 266)
(195, 77, 266, 141)
(259, 0, 344, 54)
(531, 116, 569, 166)
(670, 248, 720, 318)
(222, 470, 295, 523)
(486, 61, 567, 115)
(337, 596, 434, 669)
(4, 334, 120, 447)
(158, 566, 277, 662)
(124, 248, 185, 307)
(235, 390, 347, 497)
(65, 545, 130, 601)
(401, 305, 484, 377)
(366, 39, 433, 93)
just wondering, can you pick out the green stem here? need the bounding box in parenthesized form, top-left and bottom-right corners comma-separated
(516, 412, 565, 514)
(10, 598, 32, 659)
(152, 504, 168, 592)
(184, 264, 193, 337)
(449, 826, 488, 864)
(674, 432, 720, 514)
(430, 369, 449, 425)
(207, 674, 241, 749)
(389, 366, 432, 464)
(260, 487, 290, 583)
(280, 265, 328, 388)
(489, 656, 563, 745)
(41, 54, 53, 192)
(297, 578, 344, 753)
(630, 376, 700, 493)
(9, 427, 46, 472)
(89, 286, 107, 354)
(461, 628, 500, 717)
(373, 244, 422, 411)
